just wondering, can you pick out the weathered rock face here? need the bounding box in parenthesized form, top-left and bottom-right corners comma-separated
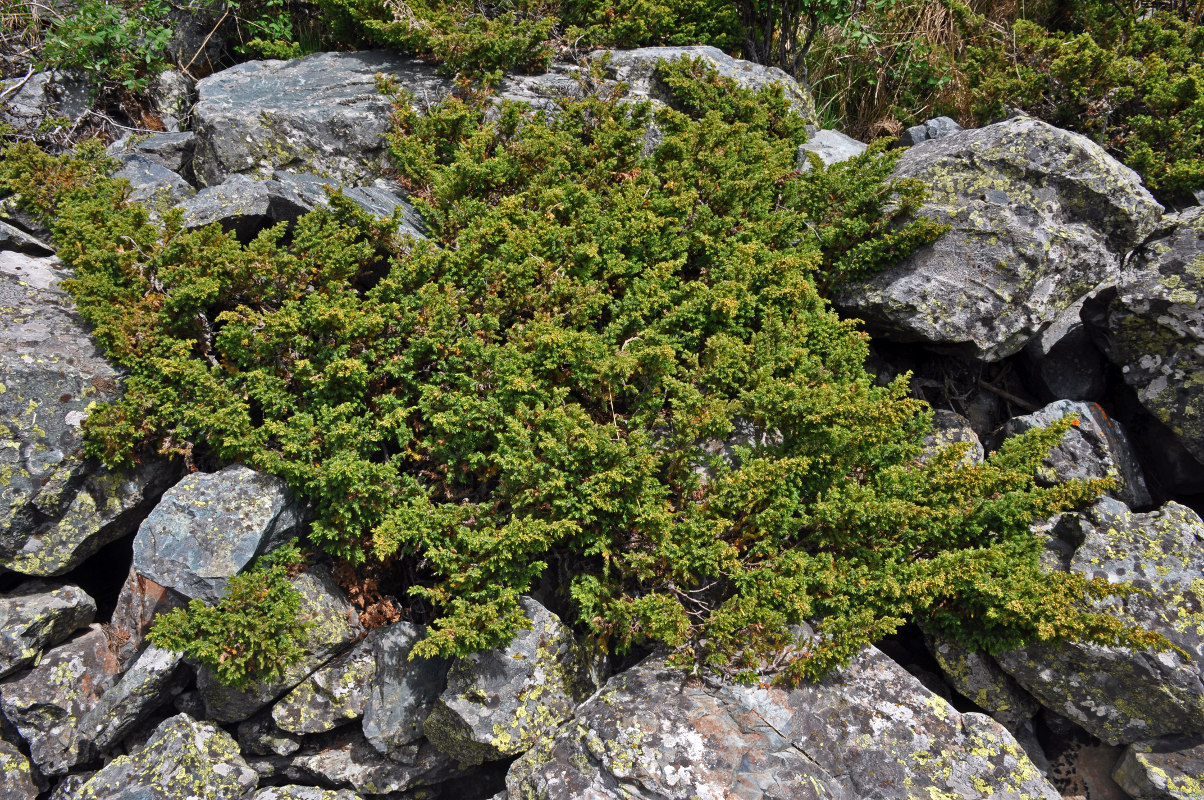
(75, 713, 258, 800)
(361, 623, 449, 757)
(0, 581, 95, 679)
(599, 46, 817, 123)
(131, 464, 302, 604)
(0, 737, 38, 800)
(1002, 399, 1152, 508)
(1113, 737, 1204, 800)
(198, 566, 363, 723)
(272, 634, 376, 735)
(1023, 295, 1110, 402)
(109, 566, 184, 670)
(0, 251, 175, 576)
(923, 628, 1039, 732)
(798, 129, 866, 171)
(424, 597, 597, 766)
(252, 788, 364, 800)
(1083, 205, 1204, 465)
(999, 498, 1204, 744)
(899, 115, 963, 147)
(0, 624, 120, 775)
(191, 51, 454, 186)
(108, 132, 197, 175)
(112, 154, 195, 211)
(78, 644, 186, 753)
(834, 116, 1163, 361)
(509, 649, 1060, 800)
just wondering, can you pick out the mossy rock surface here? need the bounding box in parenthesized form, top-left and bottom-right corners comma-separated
(507, 647, 1059, 800)
(836, 116, 1163, 361)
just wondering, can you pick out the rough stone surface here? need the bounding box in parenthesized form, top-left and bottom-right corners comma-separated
(1002, 399, 1153, 508)
(277, 730, 465, 795)
(598, 46, 817, 123)
(78, 644, 186, 752)
(149, 69, 193, 133)
(109, 566, 184, 670)
(75, 713, 258, 800)
(0, 737, 38, 800)
(272, 634, 375, 735)
(1083, 205, 1204, 465)
(0, 71, 89, 130)
(798, 129, 867, 171)
(1, 251, 175, 576)
(361, 622, 449, 756)
(113, 154, 195, 211)
(198, 565, 363, 723)
(834, 116, 1164, 361)
(0, 624, 119, 775)
(0, 581, 95, 678)
(252, 788, 364, 800)
(177, 173, 275, 239)
(132, 464, 302, 603)
(424, 597, 596, 765)
(508, 649, 1060, 800)
(191, 51, 454, 186)
(0, 221, 52, 255)
(999, 498, 1204, 744)
(238, 713, 302, 757)
(108, 132, 197, 175)
(922, 410, 985, 466)
(1023, 295, 1109, 402)
(922, 627, 1039, 731)
(900, 115, 964, 147)
(1113, 737, 1204, 800)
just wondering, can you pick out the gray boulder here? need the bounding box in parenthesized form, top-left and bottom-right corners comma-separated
(0, 221, 52, 256)
(252, 788, 363, 800)
(424, 597, 597, 766)
(1113, 737, 1204, 800)
(0, 624, 120, 775)
(922, 628, 1039, 731)
(0, 581, 95, 678)
(75, 713, 258, 800)
(834, 116, 1163, 361)
(1002, 399, 1152, 508)
(198, 566, 363, 723)
(238, 713, 302, 757)
(109, 566, 184, 670)
(275, 730, 465, 796)
(108, 132, 197, 175)
(900, 115, 964, 146)
(598, 46, 817, 123)
(191, 51, 454, 186)
(1, 251, 175, 576)
(1083, 205, 1204, 465)
(0, 71, 89, 130)
(272, 634, 376, 735)
(361, 622, 449, 756)
(176, 173, 277, 240)
(1022, 295, 1109, 402)
(113, 154, 195, 211)
(0, 738, 38, 800)
(798, 129, 866, 171)
(131, 464, 302, 604)
(998, 498, 1204, 744)
(508, 649, 1059, 800)
(922, 409, 985, 466)
(78, 644, 186, 753)
(149, 69, 193, 133)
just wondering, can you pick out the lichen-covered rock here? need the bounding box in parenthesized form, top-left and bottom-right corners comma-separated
(0, 624, 119, 775)
(1022, 295, 1109, 402)
(424, 597, 596, 766)
(798, 129, 866, 171)
(922, 410, 985, 466)
(109, 566, 184, 670)
(132, 464, 302, 603)
(361, 622, 449, 757)
(508, 649, 1060, 800)
(108, 132, 197, 175)
(1113, 737, 1204, 800)
(78, 644, 185, 753)
(998, 498, 1204, 744)
(191, 51, 454, 186)
(0, 737, 38, 800)
(76, 713, 258, 800)
(0, 581, 95, 678)
(1002, 399, 1152, 508)
(282, 730, 465, 796)
(252, 788, 364, 800)
(922, 628, 1039, 731)
(834, 116, 1163, 361)
(1082, 205, 1204, 465)
(1, 251, 175, 576)
(598, 46, 817, 123)
(900, 115, 963, 147)
(198, 566, 363, 723)
(239, 713, 303, 757)
(112, 154, 195, 211)
(272, 634, 375, 735)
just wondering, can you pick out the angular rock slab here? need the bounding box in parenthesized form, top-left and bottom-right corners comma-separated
(599, 46, 817, 123)
(1083, 205, 1204, 464)
(252, 788, 364, 800)
(1, 252, 174, 575)
(109, 566, 184, 670)
(0, 738, 38, 800)
(424, 596, 596, 765)
(198, 566, 363, 723)
(282, 730, 465, 796)
(75, 713, 258, 800)
(78, 644, 186, 752)
(0, 581, 95, 678)
(132, 463, 302, 603)
(798, 129, 866, 172)
(272, 634, 375, 735)
(999, 498, 1204, 744)
(112, 154, 195, 211)
(900, 115, 963, 147)
(362, 622, 449, 756)
(108, 131, 197, 174)
(1113, 737, 1204, 800)
(1023, 295, 1109, 402)
(191, 51, 454, 186)
(923, 628, 1038, 732)
(1002, 399, 1152, 508)
(834, 116, 1163, 361)
(0, 624, 119, 775)
(508, 649, 1060, 800)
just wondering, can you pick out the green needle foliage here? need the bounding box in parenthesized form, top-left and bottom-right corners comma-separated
(0, 58, 1164, 685)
